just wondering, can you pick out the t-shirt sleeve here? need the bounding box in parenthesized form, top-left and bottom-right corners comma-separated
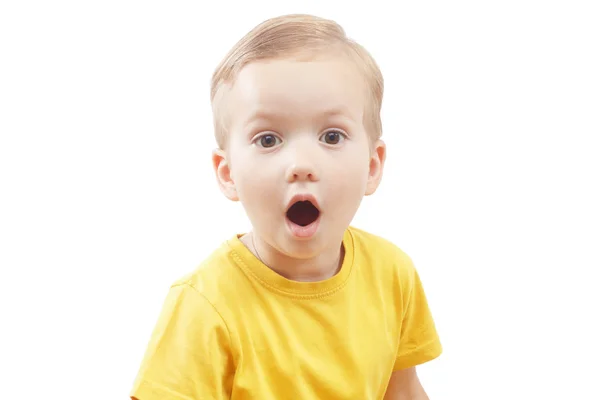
(393, 259, 442, 370)
(130, 282, 235, 400)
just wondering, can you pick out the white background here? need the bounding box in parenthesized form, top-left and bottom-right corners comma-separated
(1, 1, 599, 399)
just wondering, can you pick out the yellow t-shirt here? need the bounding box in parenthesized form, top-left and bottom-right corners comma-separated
(130, 226, 441, 400)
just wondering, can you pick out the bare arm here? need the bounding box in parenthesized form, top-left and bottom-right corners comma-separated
(383, 367, 429, 400)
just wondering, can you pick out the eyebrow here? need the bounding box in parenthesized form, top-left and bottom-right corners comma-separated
(245, 106, 355, 124)
(321, 107, 356, 120)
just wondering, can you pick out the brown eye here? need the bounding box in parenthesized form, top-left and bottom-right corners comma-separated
(320, 130, 345, 145)
(257, 134, 281, 148)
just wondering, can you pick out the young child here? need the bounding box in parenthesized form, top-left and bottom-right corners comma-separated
(130, 13, 441, 400)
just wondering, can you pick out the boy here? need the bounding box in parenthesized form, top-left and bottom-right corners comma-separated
(131, 13, 441, 400)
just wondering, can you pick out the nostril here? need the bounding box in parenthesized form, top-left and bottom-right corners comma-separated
(293, 172, 312, 179)
(288, 165, 317, 182)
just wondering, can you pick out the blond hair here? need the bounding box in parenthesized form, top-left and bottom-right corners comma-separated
(210, 14, 384, 149)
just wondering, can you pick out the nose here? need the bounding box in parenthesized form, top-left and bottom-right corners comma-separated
(287, 163, 318, 182)
(285, 144, 319, 183)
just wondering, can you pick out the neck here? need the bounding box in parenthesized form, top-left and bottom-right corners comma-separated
(241, 231, 344, 282)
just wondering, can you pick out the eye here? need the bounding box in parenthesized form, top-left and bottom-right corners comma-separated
(255, 133, 282, 148)
(319, 130, 346, 145)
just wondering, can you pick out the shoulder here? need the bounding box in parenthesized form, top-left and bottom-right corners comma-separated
(131, 244, 238, 400)
(348, 225, 416, 274)
(170, 239, 244, 311)
(347, 225, 420, 299)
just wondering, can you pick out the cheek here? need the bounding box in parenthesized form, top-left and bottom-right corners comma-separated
(327, 153, 370, 198)
(231, 157, 280, 203)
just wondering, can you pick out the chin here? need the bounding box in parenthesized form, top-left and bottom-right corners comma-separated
(277, 231, 326, 258)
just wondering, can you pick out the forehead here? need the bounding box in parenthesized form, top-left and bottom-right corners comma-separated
(226, 56, 367, 127)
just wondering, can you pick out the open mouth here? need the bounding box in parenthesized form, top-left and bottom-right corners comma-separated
(286, 200, 320, 227)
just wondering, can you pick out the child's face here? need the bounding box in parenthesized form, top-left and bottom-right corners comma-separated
(214, 55, 385, 257)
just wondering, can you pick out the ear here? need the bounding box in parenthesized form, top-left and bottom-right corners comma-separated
(365, 139, 386, 196)
(212, 148, 239, 201)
